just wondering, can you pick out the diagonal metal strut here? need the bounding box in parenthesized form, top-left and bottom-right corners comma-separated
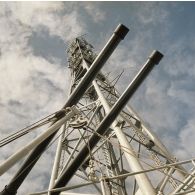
(51, 50, 163, 195)
(0, 24, 129, 195)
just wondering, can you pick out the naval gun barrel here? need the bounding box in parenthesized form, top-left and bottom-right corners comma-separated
(52, 50, 163, 194)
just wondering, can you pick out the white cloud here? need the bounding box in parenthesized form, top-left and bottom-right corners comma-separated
(168, 81, 195, 109)
(136, 2, 169, 25)
(81, 2, 106, 23)
(1, 2, 195, 194)
(163, 38, 195, 77)
(179, 119, 195, 158)
(0, 1, 84, 117)
(0, 2, 85, 43)
(0, 2, 84, 194)
(0, 51, 67, 105)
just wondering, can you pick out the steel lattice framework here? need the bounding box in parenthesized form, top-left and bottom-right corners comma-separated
(46, 36, 194, 194)
(1, 24, 195, 195)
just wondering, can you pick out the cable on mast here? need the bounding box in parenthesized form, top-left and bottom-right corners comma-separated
(0, 109, 70, 148)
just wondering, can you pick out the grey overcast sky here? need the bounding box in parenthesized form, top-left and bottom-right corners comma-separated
(1, 1, 195, 194)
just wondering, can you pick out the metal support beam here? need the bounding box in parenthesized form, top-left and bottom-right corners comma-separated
(0, 24, 129, 195)
(158, 167, 175, 193)
(91, 78, 156, 195)
(171, 169, 195, 194)
(100, 178, 111, 195)
(29, 182, 99, 195)
(0, 107, 78, 176)
(51, 50, 163, 195)
(48, 125, 65, 195)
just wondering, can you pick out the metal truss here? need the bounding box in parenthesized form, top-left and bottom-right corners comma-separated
(44, 36, 195, 195)
(1, 24, 195, 195)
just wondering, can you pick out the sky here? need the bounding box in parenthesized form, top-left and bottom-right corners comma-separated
(1, 1, 195, 194)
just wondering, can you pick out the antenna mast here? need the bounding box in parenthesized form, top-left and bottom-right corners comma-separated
(1, 24, 195, 195)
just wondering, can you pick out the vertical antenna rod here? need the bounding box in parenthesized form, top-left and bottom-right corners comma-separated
(0, 24, 129, 195)
(52, 50, 163, 195)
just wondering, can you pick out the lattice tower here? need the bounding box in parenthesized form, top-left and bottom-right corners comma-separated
(1, 25, 195, 195)
(47, 37, 195, 195)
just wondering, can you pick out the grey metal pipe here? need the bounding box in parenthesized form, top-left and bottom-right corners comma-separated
(52, 50, 163, 194)
(0, 24, 129, 195)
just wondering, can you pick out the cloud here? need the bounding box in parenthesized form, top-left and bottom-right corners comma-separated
(178, 119, 195, 158)
(0, 1, 84, 118)
(1, 2, 195, 194)
(0, 2, 84, 193)
(0, 51, 67, 106)
(80, 2, 106, 23)
(0, 2, 85, 44)
(168, 80, 195, 109)
(136, 2, 169, 26)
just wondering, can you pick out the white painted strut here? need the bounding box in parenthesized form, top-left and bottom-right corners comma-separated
(48, 125, 65, 195)
(93, 80, 156, 195)
(0, 107, 79, 176)
(82, 60, 156, 195)
(125, 104, 187, 178)
(100, 177, 111, 195)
